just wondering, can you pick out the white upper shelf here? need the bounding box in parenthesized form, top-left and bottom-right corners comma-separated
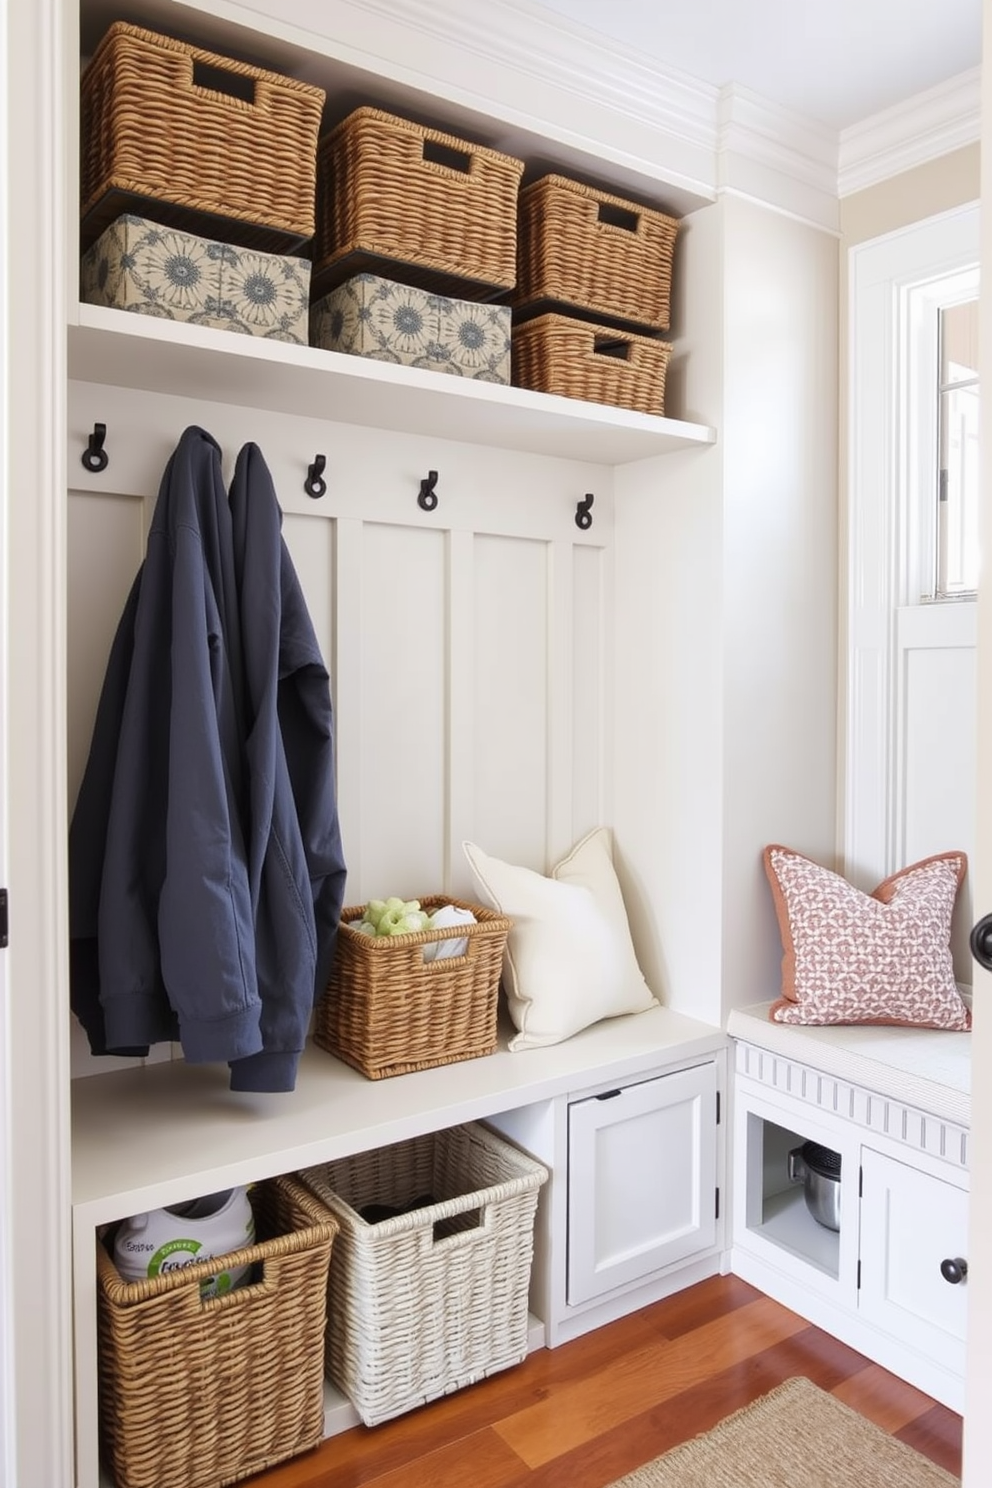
(68, 305, 717, 466)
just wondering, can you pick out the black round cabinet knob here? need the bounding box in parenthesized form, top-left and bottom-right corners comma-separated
(970, 914, 992, 971)
(940, 1257, 968, 1285)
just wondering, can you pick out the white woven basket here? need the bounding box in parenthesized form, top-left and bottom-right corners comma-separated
(298, 1122, 548, 1425)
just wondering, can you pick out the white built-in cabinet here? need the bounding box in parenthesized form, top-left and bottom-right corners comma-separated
(731, 1035, 970, 1412)
(63, 1, 737, 1484)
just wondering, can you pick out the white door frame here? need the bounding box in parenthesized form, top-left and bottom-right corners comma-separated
(963, 8, 992, 1477)
(846, 203, 980, 890)
(2, 0, 74, 1482)
(0, 0, 11, 1469)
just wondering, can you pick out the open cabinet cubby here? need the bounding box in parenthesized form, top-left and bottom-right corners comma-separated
(743, 1112, 840, 1280)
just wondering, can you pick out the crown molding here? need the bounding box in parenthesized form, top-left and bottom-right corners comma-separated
(838, 68, 980, 197)
(238, 0, 975, 216)
(343, 0, 720, 153)
(717, 85, 840, 231)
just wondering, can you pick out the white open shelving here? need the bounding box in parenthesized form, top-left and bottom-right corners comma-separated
(74, 1007, 726, 1488)
(68, 304, 716, 465)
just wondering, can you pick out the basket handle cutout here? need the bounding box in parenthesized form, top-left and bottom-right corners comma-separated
(597, 201, 640, 233)
(197, 1257, 269, 1306)
(192, 59, 256, 106)
(422, 139, 473, 174)
(593, 335, 633, 362)
(433, 1208, 482, 1244)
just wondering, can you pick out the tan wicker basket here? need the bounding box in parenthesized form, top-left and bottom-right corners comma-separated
(299, 1123, 548, 1425)
(312, 107, 525, 298)
(516, 174, 680, 332)
(513, 313, 673, 415)
(80, 22, 326, 252)
(314, 896, 510, 1079)
(96, 1175, 338, 1488)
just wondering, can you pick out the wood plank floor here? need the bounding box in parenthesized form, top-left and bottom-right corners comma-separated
(248, 1275, 963, 1487)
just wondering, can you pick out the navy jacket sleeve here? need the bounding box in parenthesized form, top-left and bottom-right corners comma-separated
(68, 573, 161, 1055)
(226, 443, 347, 1092)
(91, 428, 264, 1062)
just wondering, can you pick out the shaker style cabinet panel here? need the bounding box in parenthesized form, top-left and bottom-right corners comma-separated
(858, 1148, 969, 1376)
(566, 1061, 718, 1305)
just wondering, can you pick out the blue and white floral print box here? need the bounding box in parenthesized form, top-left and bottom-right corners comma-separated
(310, 274, 511, 382)
(80, 215, 311, 344)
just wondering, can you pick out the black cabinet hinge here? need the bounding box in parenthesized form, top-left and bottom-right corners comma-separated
(0, 888, 8, 948)
(857, 1259, 862, 1290)
(716, 1091, 721, 1125)
(715, 1187, 720, 1220)
(859, 1165, 863, 1199)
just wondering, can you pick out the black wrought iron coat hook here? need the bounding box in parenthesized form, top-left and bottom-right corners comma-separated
(82, 423, 109, 473)
(575, 492, 594, 530)
(418, 470, 439, 511)
(304, 454, 327, 499)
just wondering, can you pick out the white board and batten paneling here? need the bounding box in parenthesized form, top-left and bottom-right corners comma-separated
(67, 379, 617, 1076)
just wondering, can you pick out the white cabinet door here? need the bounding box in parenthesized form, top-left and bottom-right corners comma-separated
(566, 1062, 717, 1306)
(859, 1147, 969, 1374)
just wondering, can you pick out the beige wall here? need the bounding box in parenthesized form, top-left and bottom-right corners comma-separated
(836, 143, 980, 849)
(841, 144, 980, 246)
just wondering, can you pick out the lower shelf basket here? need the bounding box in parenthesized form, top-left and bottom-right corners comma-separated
(96, 1175, 338, 1488)
(299, 1122, 549, 1426)
(512, 312, 673, 415)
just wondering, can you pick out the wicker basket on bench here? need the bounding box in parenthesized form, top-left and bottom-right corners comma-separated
(314, 897, 511, 1079)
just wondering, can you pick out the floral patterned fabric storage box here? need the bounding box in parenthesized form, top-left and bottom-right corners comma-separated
(310, 273, 511, 382)
(80, 215, 311, 343)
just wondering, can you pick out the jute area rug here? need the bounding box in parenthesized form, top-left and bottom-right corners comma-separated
(610, 1376, 959, 1488)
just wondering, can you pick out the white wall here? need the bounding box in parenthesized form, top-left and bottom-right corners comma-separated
(614, 196, 839, 1026)
(612, 204, 726, 1020)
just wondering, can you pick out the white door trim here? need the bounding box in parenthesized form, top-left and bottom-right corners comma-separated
(845, 202, 979, 886)
(3, 0, 74, 1482)
(963, 9, 992, 1476)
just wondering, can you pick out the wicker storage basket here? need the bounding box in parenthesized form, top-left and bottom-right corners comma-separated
(516, 174, 680, 332)
(312, 107, 525, 298)
(314, 897, 510, 1079)
(80, 22, 326, 253)
(513, 313, 673, 415)
(96, 1175, 338, 1488)
(299, 1123, 548, 1425)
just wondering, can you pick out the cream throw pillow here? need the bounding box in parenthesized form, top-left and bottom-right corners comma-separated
(463, 827, 657, 1050)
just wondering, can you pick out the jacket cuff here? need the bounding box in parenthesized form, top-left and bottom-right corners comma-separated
(178, 1007, 263, 1064)
(102, 993, 177, 1052)
(227, 1050, 301, 1093)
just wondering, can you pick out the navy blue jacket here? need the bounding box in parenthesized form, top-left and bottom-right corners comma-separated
(69, 426, 346, 1091)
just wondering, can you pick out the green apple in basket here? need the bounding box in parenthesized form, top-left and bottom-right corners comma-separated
(356, 897, 432, 936)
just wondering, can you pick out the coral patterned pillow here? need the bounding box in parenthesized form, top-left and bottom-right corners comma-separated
(763, 846, 970, 1029)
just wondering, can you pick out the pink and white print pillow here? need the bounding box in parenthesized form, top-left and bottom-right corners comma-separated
(763, 845, 971, 1030)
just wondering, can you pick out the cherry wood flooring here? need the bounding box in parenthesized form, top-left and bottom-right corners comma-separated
(251, 1274, 963, 1487)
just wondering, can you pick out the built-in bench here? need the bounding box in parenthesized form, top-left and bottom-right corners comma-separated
(727, 1000, 970, 1126)
(727, 1000, 971, 1411)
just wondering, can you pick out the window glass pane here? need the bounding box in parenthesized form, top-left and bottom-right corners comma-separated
(940, 300, 979, 385)
(938, 380, 980, 594)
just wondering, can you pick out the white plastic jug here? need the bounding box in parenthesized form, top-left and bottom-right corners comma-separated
(113, 1186, 255, 1297)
